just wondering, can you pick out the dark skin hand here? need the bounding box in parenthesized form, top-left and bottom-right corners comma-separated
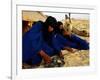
(63, 47, 78, 53)
(63, 30, 71, 37)
(38, 50, 52, 64)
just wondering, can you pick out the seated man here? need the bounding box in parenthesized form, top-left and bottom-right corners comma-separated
(23, 21, 52, 67)
(22, 16, 64, 68)
(54, 21, 89, 52)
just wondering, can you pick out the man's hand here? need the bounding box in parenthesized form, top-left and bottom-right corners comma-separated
(64, 47, 78, 53)
(39, 50, 52, 64)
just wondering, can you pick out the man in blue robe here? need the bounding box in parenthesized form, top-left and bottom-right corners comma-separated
(55, 21, 89, 51)
(22, 16, 62, 67)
